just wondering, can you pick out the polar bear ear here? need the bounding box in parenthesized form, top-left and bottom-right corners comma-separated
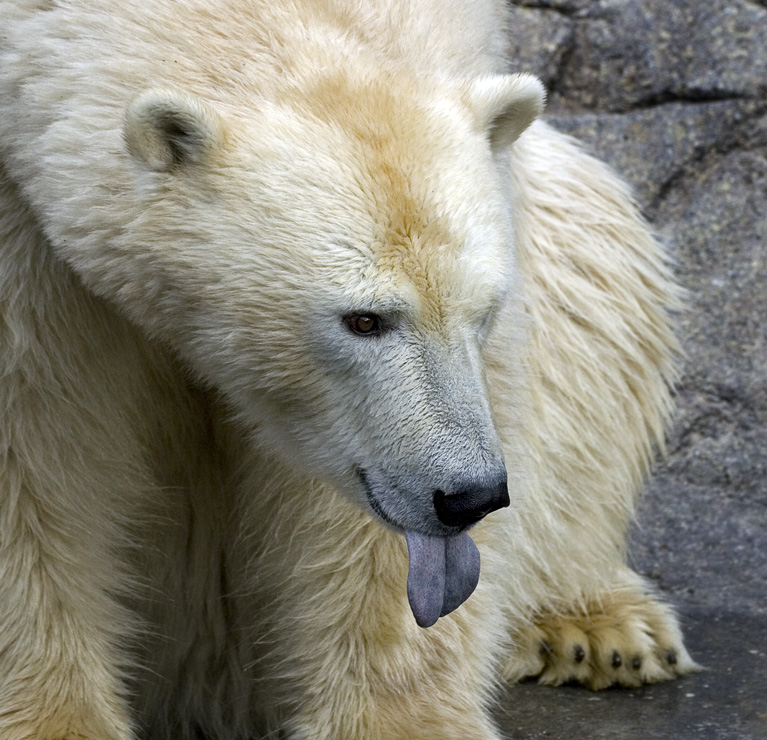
(124, 89, 225, 172)
(468, 73, 545, 150)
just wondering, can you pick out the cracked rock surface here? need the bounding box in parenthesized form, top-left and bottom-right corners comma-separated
(497, 2, 767, 738)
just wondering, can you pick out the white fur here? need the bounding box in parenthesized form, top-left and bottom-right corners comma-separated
(0, 2, 695, 739)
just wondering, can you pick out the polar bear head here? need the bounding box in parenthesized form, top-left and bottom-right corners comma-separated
(120, 72, 543, 544)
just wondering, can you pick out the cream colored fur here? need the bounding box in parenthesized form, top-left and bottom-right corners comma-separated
(0, 1, 696, 739)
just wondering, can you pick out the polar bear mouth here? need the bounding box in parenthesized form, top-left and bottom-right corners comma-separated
(357, 469, 481, 628)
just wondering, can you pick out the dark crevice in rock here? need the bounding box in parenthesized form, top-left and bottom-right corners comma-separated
(508, 0, 592, 16)
(554, 90, 759, 116)
(628, 89, 756, 111)
(509, 3, 584, 18)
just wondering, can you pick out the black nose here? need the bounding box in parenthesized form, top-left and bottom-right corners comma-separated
(433, 474, 510, 528)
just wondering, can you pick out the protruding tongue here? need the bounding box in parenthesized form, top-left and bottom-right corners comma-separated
(405, 531, 481, 628)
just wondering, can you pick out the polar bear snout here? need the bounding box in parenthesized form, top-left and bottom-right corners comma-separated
(433, 471, 510, 528)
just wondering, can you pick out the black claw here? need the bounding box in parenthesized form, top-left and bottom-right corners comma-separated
(632, 656, 642, 670)
(573, 645, 585, 663)
(666, 649, 678, 666)
(611, 651, 622, 668)
(540, 639, 554, 658)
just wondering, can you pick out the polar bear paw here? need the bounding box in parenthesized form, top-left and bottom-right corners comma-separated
(507, 585, 699, 690)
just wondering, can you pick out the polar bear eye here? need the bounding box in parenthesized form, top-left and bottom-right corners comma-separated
(344, 314, 383, 336)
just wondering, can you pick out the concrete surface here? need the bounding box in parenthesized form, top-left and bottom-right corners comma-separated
(497, 1, 767, 737)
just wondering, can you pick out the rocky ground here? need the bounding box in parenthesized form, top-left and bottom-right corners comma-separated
(495, 1, 767, 738)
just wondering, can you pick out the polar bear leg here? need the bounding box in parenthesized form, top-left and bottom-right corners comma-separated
(497, 123, 696, 692)
(0, 166, 140, 740)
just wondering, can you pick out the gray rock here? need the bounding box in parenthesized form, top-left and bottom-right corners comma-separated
(546, 100, 763, 209)
(506, 7, 573, 88)
(633, 145, 767, 618)
(512, 0, 767, 112)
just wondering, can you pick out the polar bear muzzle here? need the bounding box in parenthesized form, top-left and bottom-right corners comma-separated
(403, 475, 508, 627)
(358, 464, 508, 626)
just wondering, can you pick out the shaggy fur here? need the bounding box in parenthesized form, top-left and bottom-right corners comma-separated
(0, 1, 696, 739)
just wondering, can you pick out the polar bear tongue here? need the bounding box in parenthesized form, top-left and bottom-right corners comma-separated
(404, 531, 481, 628)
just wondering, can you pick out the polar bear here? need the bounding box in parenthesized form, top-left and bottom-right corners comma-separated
(0, 1, 697, 739)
